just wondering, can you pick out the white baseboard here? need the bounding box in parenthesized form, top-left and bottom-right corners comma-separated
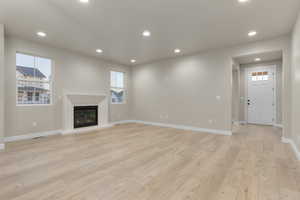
(232, 121, 240, 126)
(3, 119, 231, 147)
(3, 124, 115, 145)
(61, 124, 114, 135)
(114, 120, 232, 136)
(3, 123, 118, 145)
(282, 137, 300, 161)
(273, 124, 283, 128)
(4, 130, 62, 143)
(111, 120, 136, 126)
(232, 121, 247, 125)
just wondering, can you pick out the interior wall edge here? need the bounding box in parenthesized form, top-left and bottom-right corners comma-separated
(114, 120, 232, 136)
(281, 137, 300, 160)
(0, 24, 5, 144)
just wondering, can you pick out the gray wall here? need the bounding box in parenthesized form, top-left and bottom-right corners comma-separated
(239, 67, 246, 123)
(291, 12, 300, 149)
(132, 51, 232, 131)
(0, 24, 4, 144)
(239, 60, 283, 124)
(4, 36, 132, 137)
(232, 61, 240, 123)
(2, 35, 292, 138)
(131, 36, 291, 133)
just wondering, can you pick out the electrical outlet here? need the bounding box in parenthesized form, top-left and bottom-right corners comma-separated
(208, 119, 213, 124)
(216, 96, 221, 100)
(33, 122, 37, 127)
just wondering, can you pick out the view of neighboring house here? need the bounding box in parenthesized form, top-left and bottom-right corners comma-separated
(110, 71, 125, 104)
(111, 89, 124, 103)
(16, 66, 50, 104)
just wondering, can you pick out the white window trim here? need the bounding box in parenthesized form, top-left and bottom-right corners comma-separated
(110, 70, 126, 105)
(16, 52, 54, 107)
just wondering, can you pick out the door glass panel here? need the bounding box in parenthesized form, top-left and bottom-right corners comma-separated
(251, 72, 257, 81)
(257, 75, 262, 81)
(262, 71, 269, 80)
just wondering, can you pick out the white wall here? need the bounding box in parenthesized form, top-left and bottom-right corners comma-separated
(132, 36, 291, 133)
(4, 36, 132, 137)
(291, 12, 300, 149)
(0, 24, 4, 145)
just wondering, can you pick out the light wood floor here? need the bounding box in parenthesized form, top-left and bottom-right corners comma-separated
(0, 123, 300, 200)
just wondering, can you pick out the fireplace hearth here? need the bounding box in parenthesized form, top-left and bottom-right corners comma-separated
(74, 106, 98, 129)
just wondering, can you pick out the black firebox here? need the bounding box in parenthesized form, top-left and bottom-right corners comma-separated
(74, 106, 98, 129)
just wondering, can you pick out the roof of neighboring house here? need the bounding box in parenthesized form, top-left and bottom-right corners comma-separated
(17, 66, 46, 79)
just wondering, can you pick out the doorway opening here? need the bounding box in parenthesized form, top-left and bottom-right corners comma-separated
(231, 50, 283, 129)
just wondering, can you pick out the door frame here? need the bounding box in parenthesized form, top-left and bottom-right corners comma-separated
(244, 65, 277, 125)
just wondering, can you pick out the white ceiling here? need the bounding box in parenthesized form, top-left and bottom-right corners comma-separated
(0, 0, 299, 65)
(234, 50, 282, 65)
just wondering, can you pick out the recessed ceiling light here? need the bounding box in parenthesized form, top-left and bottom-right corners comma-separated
(142, 30, 151, 37)
(238, 0, 249, 3)
(96, 49, 103, 53)
(255, 58, 261, 62)
(79, 0, 89, 3)
(131, 59, 136, 63)
(174, 49, 181, 54)
(248, 31, 257, 37)
(36, 31, 47, 37)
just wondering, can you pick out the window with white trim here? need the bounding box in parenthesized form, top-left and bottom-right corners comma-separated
(251, 71, 269, 82)
(16, 53, 52, 105)
(110, 71, 126, 104)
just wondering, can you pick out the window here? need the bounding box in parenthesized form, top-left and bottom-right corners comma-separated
(110, 71, 125, 104)
(35, 92, 40, 102)
(27, 92, 33, 101)
(251, 71, 269, 82)
(262, 71, 269, 80)
(16, 53, 52, 105)
(251, 72, 257, 81)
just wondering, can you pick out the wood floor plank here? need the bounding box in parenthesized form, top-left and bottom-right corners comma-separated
(0, 123, 299, 200)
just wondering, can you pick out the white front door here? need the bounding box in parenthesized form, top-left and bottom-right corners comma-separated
(246, 66, 275, 125)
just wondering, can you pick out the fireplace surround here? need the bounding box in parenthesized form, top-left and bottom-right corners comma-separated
(62, 93, 109, 134)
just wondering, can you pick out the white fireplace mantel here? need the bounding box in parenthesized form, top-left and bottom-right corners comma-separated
(62, 92, 110, 134)
(67, 93, 107, 105)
